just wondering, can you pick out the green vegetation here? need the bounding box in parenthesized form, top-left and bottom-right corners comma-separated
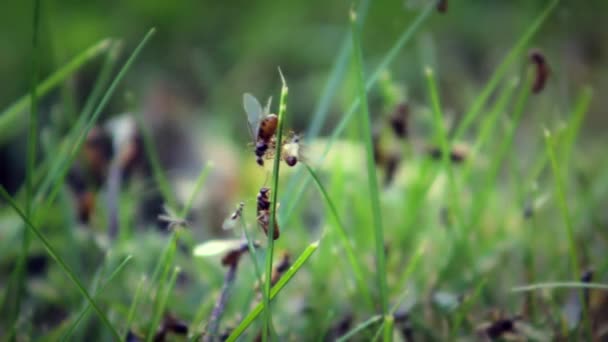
(1, 0, 607, 341)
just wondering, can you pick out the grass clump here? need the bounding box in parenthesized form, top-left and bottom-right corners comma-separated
(3, 0, 608, 341)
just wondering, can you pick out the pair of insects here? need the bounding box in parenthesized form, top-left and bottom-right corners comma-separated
(243, 93, 301, 167)
(221, 188, 279, 240)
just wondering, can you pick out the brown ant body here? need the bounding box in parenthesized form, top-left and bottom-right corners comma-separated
(256, 187, 280, 240)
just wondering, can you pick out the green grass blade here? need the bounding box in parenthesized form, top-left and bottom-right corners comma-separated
(0, 39, 112, 144)
(545, 128, 591, 338)
(561, 87, 593, 170)
(336, 315, 382, 342)
(41, 28, 156, 212)
(80, 41, 123, 120)
(304, 163, 374, 309)
(225, 241, 319, 342)
(544, 129, 580, 281)
(125, 275, 147, 335)
(0, 186, 121, 340)
(424, 67, 463, 228)
(135, 109, 178, 211)
(468, 74, 531, 230)
(144, 232, 178, 339)
(452, 0, 560, 140)
(261, 68, 289, 341)
(391, 242, 427, 314)
(30, 41, 121, 204)
(512, 282, 608, 292)
(462, 77, 519, 181)
(350, 8, 388, 315)
(146, 267, 181, 342)
(180, 162, 214, 217)
(281, 2, 434, 225)
(452, 277, 488, 337)
(306, 0, 371, 139)
(4, 0, 41, 331)
(383, 315, 394, 342)
(62, 255, 133, 340)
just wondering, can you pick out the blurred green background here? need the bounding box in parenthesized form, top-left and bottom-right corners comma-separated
(1, 0, 607, 193)
(1, 0, 608, 339)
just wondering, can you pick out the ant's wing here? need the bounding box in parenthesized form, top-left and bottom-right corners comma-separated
(243, 93, 263, 139)
(264, 96, 273, 115)
(193, 239, 243, 257)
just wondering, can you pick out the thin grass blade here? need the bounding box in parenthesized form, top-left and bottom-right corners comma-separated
(350, 8, 388, 315)
(0, 186, 121, 340)
(226, 241, 319, 341)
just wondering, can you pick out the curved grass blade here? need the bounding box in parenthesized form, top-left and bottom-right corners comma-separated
(125, 275, 147, 335)
(146, 267, 181, 342)
(452, 0, 560, 140)
(512, 282, 608, 292)
(306, 0, 371, 139)
(4, 0, 42, 333)
(0, 39, 112, 144)
(135, 107, 178, 210)
(226, 241, 319, 342)
(304, 163, 374, 309)
(62, 255, 133, 340)
(350, 8, 388, 316)
(0, 186, 121, 340)
(281, 2, 434, 226)
(182, 162, 214, 217)
(544, 129, 591, 337)
(336, 315, 383, 342)
(41, 28, 156, 212)
(28, 41, 122, 204)
(260, 68, 289, 341)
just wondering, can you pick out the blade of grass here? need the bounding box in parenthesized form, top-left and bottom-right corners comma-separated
(260, 68, 289, 341)
(280, 3, 434, 224)
(304, 163, 374, 309)
(135, 109, 178, 211)
(372, 242, 427, 341)
(512, 282, 608, 292)
(468, 71, 532, 231)
(181, 162, 214, 217)
(0, 39, 112, 144)
(125, 275, 147, 335)
(452, 0, 560, 140)
(146, 267, 181, 342)
(544, 129, 580, 281)
(561, 87, 593, 172)
(462, 77, 520, 181)
(30, 41, 122, 204)
(451, 277, 488, 337)
(80, 41, 123, 120)
(281, 0, 371, 209)
(0, 186, 121, 340)
(383, 315, 394, 342)
(225, 241, 319, 342)
(336, 315, 383, 342)
(40, 28, 156, 213)
(4, 0, 42, 332)
(544, 129, 590, 337)
(62, 255, 133, 340)
(424, 67, 464, 230)
(391, 242, 427, 313)
(306, 0, 371, 139)
(144, 232, 178, 340)
(350, 8, 388, 317)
